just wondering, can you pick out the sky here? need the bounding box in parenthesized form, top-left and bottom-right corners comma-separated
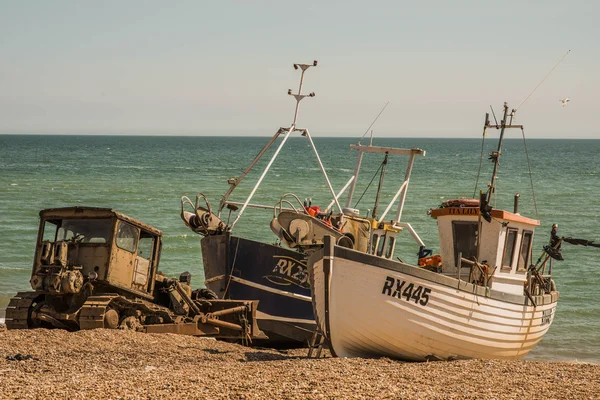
(0, 1, 598, 138)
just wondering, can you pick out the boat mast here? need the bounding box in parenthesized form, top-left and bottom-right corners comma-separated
(228, 61, 345, 230)
(219, 62, 318, 217)
(486, 102, 520, 205)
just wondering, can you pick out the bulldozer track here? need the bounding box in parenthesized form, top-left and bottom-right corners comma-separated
(78, 295, 120, 330)
(5, 292, 41, 330)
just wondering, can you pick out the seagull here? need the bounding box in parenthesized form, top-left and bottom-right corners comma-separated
(559, 98, 570, 107)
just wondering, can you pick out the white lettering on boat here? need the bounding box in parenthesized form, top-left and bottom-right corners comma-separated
(263, 256, 309, 288)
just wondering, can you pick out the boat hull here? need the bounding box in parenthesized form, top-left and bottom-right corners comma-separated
(201, 234, 315, 345)
(309, 238, 559, 361)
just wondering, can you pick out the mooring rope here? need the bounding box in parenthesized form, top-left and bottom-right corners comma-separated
(223, 237, 241, 297)
(521, 127, 539, 217)
(354, 158, 385, 208)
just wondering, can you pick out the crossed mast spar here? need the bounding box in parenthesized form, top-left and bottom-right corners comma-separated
(221, 61, 343, 230)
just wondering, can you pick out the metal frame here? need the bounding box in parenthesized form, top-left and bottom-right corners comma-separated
(221, 61, 343, 230)
(346, 144, 426, 225)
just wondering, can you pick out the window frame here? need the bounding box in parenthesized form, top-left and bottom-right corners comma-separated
(137, 231, 155, 261)
(115, 220, 140, 254)
(42, 220, 59, 242)
(502, 228, 519, 271)
(377, 233, 386, 257)
(517, 230, 534, 272)
(385, 236, 396, 259)
(371, 233, 380, 255)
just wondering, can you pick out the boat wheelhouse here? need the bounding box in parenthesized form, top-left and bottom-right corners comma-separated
(430, 199, 541, 295)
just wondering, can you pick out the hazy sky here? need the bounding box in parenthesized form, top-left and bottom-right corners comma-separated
(1, 1, 597, 138)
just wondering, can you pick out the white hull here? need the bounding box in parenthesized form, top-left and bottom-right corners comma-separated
(309, 242, 558, 361)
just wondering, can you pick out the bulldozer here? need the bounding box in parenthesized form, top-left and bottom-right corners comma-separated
(5, 206, 265, 341)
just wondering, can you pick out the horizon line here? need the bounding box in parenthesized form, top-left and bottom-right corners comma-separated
(0, 133, 598, 140)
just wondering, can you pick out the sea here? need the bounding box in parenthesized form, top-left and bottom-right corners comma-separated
(0, 134, 598, 363)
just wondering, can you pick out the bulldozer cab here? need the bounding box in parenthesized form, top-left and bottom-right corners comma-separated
(34, 207, 162, 298)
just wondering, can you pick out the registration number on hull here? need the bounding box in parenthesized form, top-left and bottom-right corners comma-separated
(382, 276, 432, 306)
(541, 309, 554, 326)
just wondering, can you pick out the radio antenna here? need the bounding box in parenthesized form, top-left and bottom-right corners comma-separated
(515, 50, 571, 112)
(359, 102, 389, 144)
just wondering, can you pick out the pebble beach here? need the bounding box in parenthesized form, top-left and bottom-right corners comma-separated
(0, 325, 598, 399)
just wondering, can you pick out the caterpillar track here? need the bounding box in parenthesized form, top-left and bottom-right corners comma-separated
(5, 292, 41, 330)
(78, 295, 120, 330)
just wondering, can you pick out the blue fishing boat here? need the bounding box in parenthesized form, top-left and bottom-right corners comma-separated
(181, 61, 344, 345)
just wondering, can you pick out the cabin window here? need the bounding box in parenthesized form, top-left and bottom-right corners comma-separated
(517, 231, 533, 272)
(452, 221, 478, 268)
(385, 236, 395, 259)
(377, 234, 386, 257)
(56, 219, 112, 243)
(371, 234, 379, 255)
(502, 229, 518, 270)
(137, 232, 154, 261)
(42, 221, 58, 242)
(116, 221, 139, 253)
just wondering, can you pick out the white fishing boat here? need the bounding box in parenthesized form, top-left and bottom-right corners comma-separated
(304, 103, 566, 360)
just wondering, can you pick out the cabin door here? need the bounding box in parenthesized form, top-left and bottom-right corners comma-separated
(134, 231, 156, 293)
(452, 221, 478, 268)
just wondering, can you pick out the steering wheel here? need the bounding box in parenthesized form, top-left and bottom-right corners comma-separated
(71, 233, 86, 243)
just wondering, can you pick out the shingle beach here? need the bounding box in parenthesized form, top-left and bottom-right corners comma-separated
(0, 326, 598, 399)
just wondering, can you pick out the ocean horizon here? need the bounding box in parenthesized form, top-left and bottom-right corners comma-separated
(1, 134, 598, 363)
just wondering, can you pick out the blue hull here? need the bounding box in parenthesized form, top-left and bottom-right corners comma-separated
(201, 234, 315, 345)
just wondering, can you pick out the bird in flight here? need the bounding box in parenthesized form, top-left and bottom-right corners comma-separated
(559, 98, 570, 107)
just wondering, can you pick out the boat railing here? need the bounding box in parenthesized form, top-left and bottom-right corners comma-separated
(459, 256, 495, 288)
(223, 201, 296, 213)
(273, 193, 307, 218)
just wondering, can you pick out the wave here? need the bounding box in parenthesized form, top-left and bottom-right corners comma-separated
(0, 266, 30, 271)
